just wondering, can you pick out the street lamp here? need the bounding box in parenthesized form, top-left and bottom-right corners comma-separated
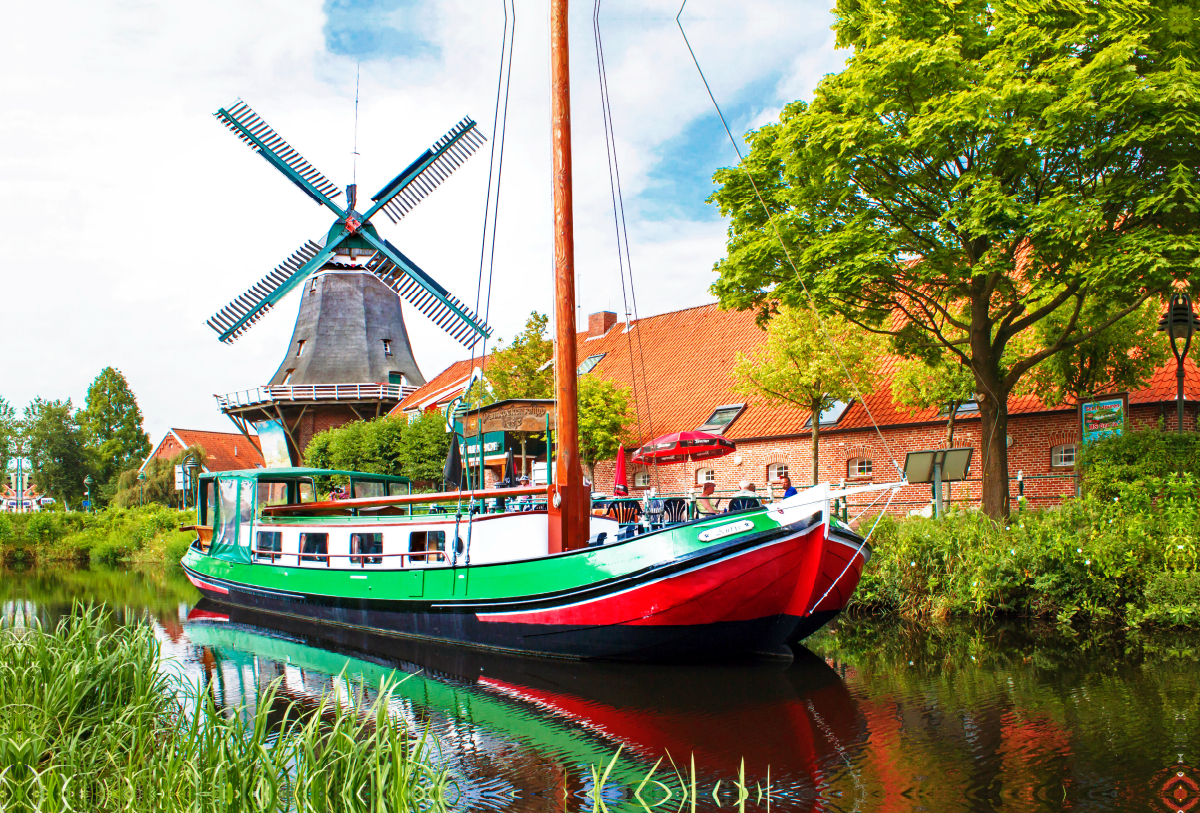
(137, 471, 146, 507)
(1158, 292, 1197, 434)
(84, 475, 93, 513)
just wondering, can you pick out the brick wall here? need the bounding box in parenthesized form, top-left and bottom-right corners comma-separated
(588, 406, 1178, 515)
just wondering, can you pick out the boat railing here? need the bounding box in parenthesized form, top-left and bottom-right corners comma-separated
(255, 548, 451, 568)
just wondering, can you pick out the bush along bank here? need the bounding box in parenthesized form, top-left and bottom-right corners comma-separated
(0, 605, 451, 812)
(0, 506, 192, 566)
(853, 429, 1200, 626)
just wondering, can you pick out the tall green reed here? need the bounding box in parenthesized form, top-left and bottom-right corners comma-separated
(0, 605, 450, 812)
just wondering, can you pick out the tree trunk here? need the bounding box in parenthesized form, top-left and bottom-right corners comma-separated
(945, 401, 958, 447)
(976, 388, 1011, 519)
(811, 398, 822, 486)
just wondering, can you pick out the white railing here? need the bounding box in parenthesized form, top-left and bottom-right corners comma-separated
(215, 383, 418, 411)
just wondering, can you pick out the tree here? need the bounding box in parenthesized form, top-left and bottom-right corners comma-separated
(111, 445, 205, 509)
(577, 375, 634, 484)
(0, 397, 17, 477)
(304, 417, 407, 476)
(1025, 299, 1169, 407)
(711, 0, 1193, 516)
(892, 355, 977, 447)
(732, 307, 885, 485)
(486, 312, 554, 401)
(24, 398, 89, 506)
(398, 411, 452, 486)
(79, 367, 151, 494)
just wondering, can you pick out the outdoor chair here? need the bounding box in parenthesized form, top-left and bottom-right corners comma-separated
(661, 498, 688, 524)
(608, 500, 641, 524)
(726, 497, 761, 513)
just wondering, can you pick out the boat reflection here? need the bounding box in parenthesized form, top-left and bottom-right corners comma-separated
(185, 599, 866, 811)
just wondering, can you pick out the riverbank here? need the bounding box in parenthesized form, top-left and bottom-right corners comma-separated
(0, 605, 450, 812)
(0, 505, 192, 566)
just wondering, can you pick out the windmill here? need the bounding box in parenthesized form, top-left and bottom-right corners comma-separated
(208, 99, 493, 466)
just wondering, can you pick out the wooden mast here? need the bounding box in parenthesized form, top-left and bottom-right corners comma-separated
(547, 0, 589, 552)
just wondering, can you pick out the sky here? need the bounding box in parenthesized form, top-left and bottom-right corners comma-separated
(0, 0, 847, 444)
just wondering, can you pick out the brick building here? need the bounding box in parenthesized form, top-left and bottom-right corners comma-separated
(142, 428, 264, 473)
(393, 303, 1198, 513)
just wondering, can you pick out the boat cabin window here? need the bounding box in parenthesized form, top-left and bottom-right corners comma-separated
(300, 533, 328, 564)
(298, 478, 315, 503)
(352, 480, 386, 499)
(350, 533, 383, 565)
(388, 482, 408, 497)
(256, 532, 282, 562)
(409, 531, 445, 563)
(216, 479, 239, 548)
(256, 482, 290, 515)
(200, 481, 216, 526)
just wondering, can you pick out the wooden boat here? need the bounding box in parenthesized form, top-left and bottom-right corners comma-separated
(181, 0, 895, 660)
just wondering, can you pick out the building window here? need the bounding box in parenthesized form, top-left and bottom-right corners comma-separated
(768, 463, 789, 482)
(282, 369, 295, 385)
(1051, 443, 1076, 468)
(389, 371, 406, 387)
(633, 471, 650, 488)
(697, 404, 745, 434)
(805, 401, 852, 428)
(697, 468, 716, 484)
(577, 353, 607, 375)
(940, 400, 979, 417)
(296, 340, 305, 357)
(382, 339, 393, 357)
(310, 278, 319, 293)
(847, 458, 873, 478)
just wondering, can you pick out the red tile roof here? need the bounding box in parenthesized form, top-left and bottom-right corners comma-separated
(393, 303, 1197, 444)
(392, 356, 491, 414)
(144, 428, 264, 472)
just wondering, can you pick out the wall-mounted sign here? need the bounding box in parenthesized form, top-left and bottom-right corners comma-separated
(462, 399, 556, 435)
(1080, 393, 1128, 445)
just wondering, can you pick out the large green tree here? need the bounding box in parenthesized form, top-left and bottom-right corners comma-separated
(711, 0, 1195, 516)
(486, 312, 554, 401)
(79, 367, 151, 494)
(577, 375, 635, 485)
(733, 307, 885, 485)
(0, 397, 17, 477)
(892, 354, 977, 447)
(397, 411, 452, 486)
(24, 398, 89, 506)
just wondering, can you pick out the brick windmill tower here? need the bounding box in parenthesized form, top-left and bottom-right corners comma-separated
(207, 100, 492, 466)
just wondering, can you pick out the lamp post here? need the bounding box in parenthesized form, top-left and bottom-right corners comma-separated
(1158, 292, 1197, 434)
(84, 475, 93, 513)
(137, 471, 146, 507)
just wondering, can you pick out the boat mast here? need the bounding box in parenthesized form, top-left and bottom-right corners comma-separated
(548, 0, 589, 552)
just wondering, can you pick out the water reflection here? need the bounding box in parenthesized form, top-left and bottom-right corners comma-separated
(4, 565, 1200, 812)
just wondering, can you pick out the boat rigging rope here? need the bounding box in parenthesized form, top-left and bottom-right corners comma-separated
(807, 486, 898, 615)
(675, 1, 903, 480)
(592, 0, 658, 491)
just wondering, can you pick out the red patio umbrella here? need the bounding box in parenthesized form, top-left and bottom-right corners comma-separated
(613, 445, 629, 496)
(631, 431, 736, 465)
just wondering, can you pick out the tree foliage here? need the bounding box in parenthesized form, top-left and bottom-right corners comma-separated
(304, 412, 451, 487)
(79, 367, 151, 493)
(111, 445, 205, 509)
(397, 411, 452, 485)
(892, 354, 977, 446)
(0, 397, 17, 477)
(23, 399, 89, 507)
(710, 0, 1195, 516)
(486, 312, 553, 401)
(733, 306, 885, 485)
(577, 375, 635, 483)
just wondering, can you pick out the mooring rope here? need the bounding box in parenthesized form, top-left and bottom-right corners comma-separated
(807, 487, 898, 615)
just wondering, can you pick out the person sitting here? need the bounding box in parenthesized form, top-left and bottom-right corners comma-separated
(778, 475, 798, 500)
(727, 480, 761, 512)
(696, 482, 721, 517)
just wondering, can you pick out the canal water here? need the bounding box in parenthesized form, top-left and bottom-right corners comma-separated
(3, 564, 1199, 812)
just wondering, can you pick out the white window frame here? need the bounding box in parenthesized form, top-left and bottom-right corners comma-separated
(1050, 443, 1076, 468)
(633, 471, 650, 488)
(847, 457, 873, 478)
(697, 404, 745, 434)
(696, 468, 716, 485)
(767, 462, 789, 482)
(382, 339, 393, 357)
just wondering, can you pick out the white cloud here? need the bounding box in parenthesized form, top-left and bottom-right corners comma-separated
(0, 0, 844, 444)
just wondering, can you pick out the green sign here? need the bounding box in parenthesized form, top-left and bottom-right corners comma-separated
(1081, 394, 1127, 444)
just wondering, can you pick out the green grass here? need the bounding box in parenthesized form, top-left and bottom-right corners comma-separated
(0, 605, 451, 812)
(0, 506, 192, 567)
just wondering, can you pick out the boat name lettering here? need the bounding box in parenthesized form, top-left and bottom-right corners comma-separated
(698, 520, 755, 543)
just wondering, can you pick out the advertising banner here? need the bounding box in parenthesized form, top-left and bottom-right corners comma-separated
(1080, 393, 1128, 445)
(253, 419, 293, 468)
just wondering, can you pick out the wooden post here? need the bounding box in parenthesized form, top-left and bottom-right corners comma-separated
(547, 0, 589, 553)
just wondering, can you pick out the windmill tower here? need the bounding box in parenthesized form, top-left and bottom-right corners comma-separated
(208, 100, 493, 466)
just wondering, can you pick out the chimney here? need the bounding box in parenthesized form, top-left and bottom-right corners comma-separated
(588, 311, 617, 337)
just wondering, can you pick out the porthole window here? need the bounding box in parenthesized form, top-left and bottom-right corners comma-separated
(696, 468, 716, 485)
(767, 463, 789, 482)
(1051, 443, 1076, 468)
(847, 458, 873, 478)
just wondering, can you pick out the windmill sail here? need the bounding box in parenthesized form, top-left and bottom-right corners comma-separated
(206, 240, 325, 344)
(369, 118, 486, 224)
(215, 100, 343, 209)
(365, 241, 491, 348)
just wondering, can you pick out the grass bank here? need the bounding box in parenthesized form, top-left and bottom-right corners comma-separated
(0, 506, 193, 566)
(0, 605, 451, 812)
